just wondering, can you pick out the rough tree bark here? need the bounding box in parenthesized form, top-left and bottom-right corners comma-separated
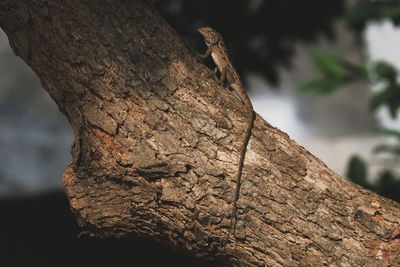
(1, 0, 399, 266)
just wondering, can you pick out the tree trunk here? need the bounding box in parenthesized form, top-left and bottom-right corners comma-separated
(1, 0, 399, 266)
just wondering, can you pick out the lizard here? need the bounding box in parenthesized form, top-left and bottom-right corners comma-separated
(197, 26, 255, 237)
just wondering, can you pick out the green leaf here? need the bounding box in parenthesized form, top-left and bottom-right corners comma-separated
(369, 84, 399, 114)
(346, 2, 400, 25)
(380, 128, 400, 140)
(372, 61, 398, 82)
(375, 170, 400, 203)
(372, 144, 400, 155)
(387, 90, 400, 118)
(388, 103, 399, 118)
(301, 51, 369, 95)
(373, 144, 392, 154)
(346, 155, 369, 188)
(311, 51, 345, 80)
(298, 79, 341, 94)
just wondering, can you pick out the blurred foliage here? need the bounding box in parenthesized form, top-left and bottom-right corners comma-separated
(373, 128, 400, 157)
(154, 0, 345, 85)
(347, 154, 400, 202)
(346, 0, 400, 31)
(374, 170, 400, 202)
(300, 0, 400, 202)
(347, 156, 370, 189)
(370, 62, 400, 118)
(300, 56, 400, 119)
(299, 51, 367, 94)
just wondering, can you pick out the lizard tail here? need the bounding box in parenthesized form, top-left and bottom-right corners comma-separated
(229, 84, 255, 237)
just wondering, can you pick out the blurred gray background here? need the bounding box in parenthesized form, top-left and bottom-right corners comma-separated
(0, 29, 73, 196)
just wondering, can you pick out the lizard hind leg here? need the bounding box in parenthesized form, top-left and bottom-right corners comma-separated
(218, 68, 234, 91)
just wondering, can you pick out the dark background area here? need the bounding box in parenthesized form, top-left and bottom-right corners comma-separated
(0, 192, 216, 267)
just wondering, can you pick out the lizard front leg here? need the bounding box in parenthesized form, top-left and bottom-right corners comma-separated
(219, 67, 227, 84)
(197, 46, 213, 59)
(197, 47, 220, 83)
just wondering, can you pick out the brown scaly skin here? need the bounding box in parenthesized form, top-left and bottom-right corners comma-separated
(197, 26, 255, 237)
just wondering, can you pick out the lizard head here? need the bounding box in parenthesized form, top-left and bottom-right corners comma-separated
(198, 26, 223, 46)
